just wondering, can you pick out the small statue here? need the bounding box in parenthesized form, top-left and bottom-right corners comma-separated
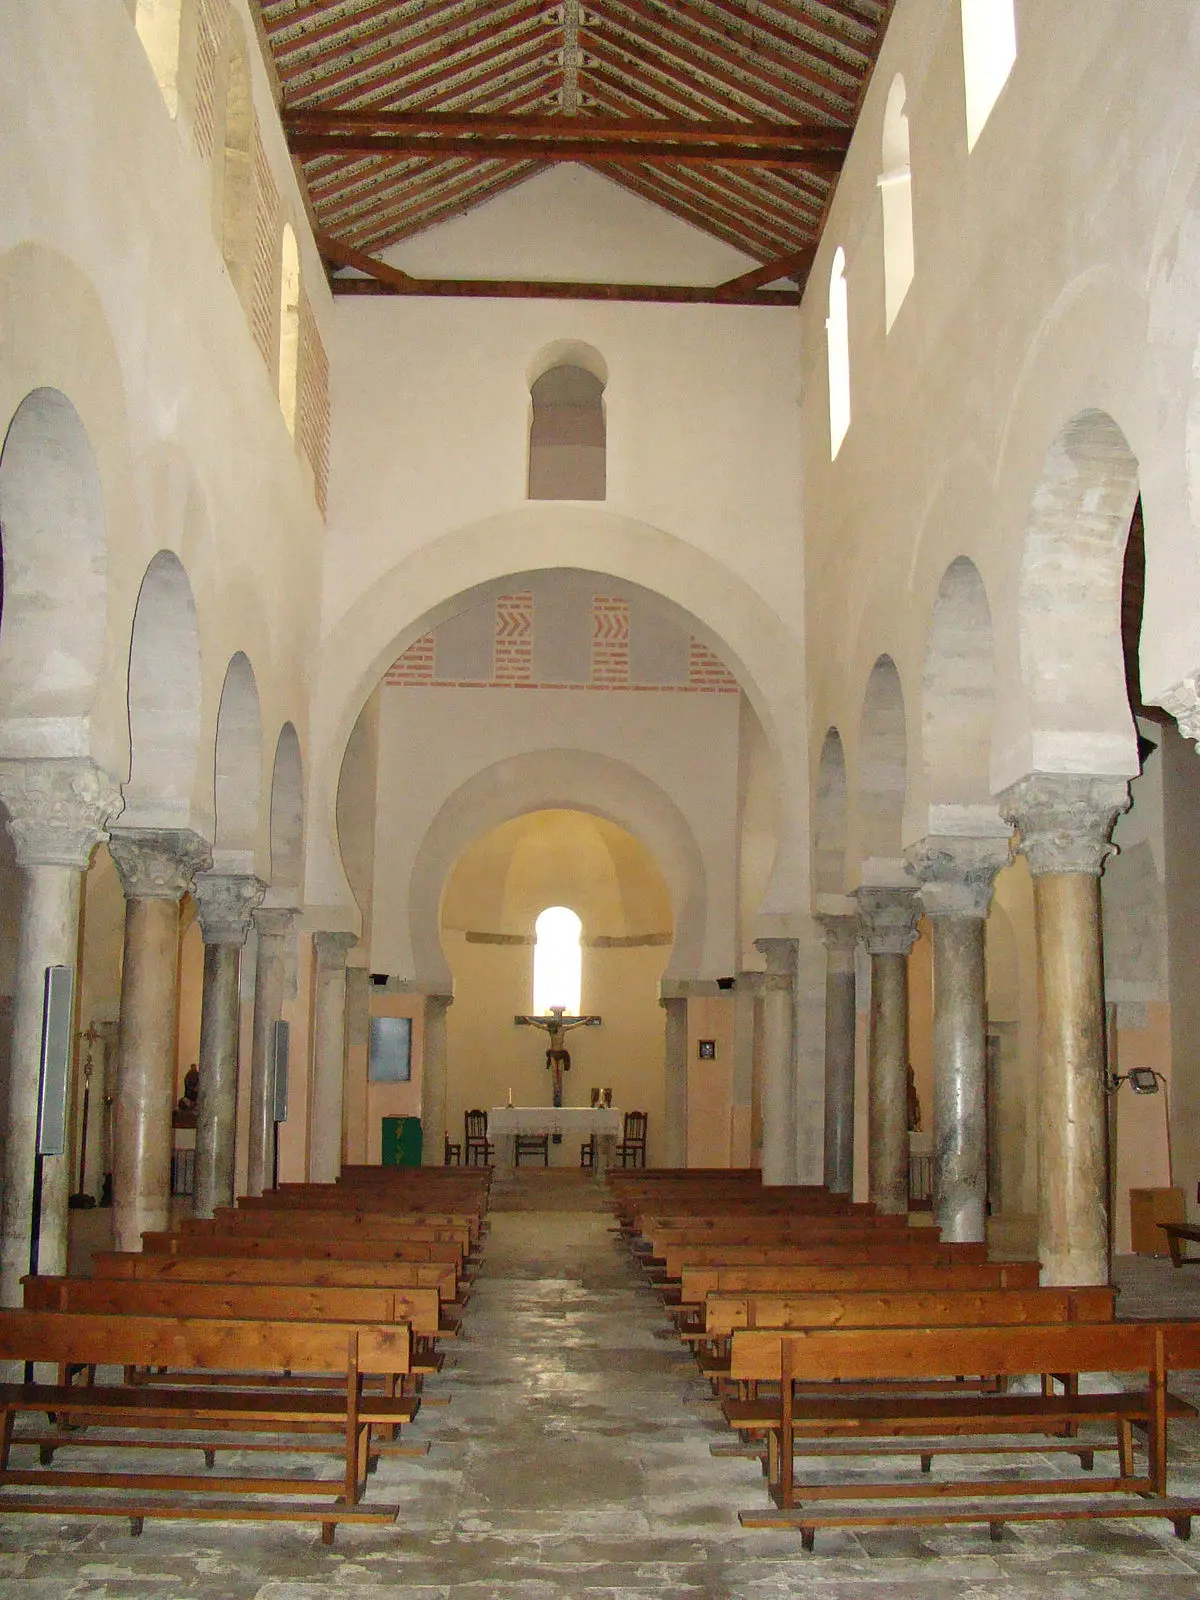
(179, 1063, 200, 1113)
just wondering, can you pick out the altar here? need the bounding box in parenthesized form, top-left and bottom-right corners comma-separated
(488, 1105, 623, 1173)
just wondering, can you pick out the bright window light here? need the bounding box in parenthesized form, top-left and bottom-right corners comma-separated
(962, 0, 1016, 151)
(533, 905, 582, 1016)
(827, 247, 851, 459)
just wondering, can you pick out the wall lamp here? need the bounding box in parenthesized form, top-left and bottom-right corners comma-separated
(1105, 1066, 1161, 1095)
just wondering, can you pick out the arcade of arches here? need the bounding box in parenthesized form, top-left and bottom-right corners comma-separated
(4, 0, 1200, 1324)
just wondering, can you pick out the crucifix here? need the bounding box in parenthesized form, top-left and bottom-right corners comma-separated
(513, 1005, 601, 1106)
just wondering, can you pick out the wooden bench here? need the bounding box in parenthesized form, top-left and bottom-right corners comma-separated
(235, 1198, 487, 1247)
(90, 1250, 463, 1307)
(1160, 1223, 1200, 1268)
(138, 1232, 467, 1281)
(186, 1211, 477, 1259)
(723, 1320, 1200, 1545)
(0, 1309, 414, 1541)
(697, 1284, 1115, 1391)
(655, 1239, 988, 1289)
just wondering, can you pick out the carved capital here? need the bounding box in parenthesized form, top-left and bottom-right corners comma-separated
(253, 905, 297, 944)
(997, 773, 1130, 877)
(0, 757, 123, 870)
(1156, 670, 1200, 746)
(313, 930, 357, 971)
(193, 873, 265, 946)
(905, 834, 1013, 919)
(856, 887, 920, 956)
(754, 937, 797, 985)
(424, 992, 454, 1017)
(108, 827, 212, 901)
(816, 913, 858, 974)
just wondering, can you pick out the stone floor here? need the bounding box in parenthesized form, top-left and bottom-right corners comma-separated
(4, 1183, 1200, 1596)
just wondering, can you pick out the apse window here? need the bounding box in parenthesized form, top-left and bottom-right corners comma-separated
(279, 225, 301, 435)
(533, 906, 583, 1017)
(528, 365, 606, 500)
(879, 75, 914, 331)
(827, 247, 851, 459)
(961, 0, 1016, 151)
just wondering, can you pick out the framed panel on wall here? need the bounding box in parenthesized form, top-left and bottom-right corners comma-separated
(369, 1016, 412, 1083)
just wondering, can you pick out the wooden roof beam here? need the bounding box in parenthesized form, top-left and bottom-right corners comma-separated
(284, 111, 854, 152)
(317, 231, 800, 304)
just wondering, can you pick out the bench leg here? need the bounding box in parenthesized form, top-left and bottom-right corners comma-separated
(1149, 1367, 1168, 1497)
(0, 1408, 12, 1472)
(1118, 1420, 1134, 1480)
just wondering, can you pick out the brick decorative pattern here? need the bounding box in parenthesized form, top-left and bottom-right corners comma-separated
(494, 593, 533, 684)
(386, 596, 739, 694)
(192, 0, 224, 167)
(250, 125, 279, 379)
(296, 290, 330, 514)
(592, 597, 630, 688)
(386, 634, 435, 686)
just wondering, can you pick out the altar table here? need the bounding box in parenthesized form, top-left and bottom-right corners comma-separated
(488, 1106, 623, 1173)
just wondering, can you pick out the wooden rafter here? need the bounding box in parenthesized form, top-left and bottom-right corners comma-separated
(316, 230, 801, 304)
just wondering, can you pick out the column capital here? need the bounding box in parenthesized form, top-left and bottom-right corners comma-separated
(997, 773, 1131, 877)
(424, 991, 454, 1013)
(313, 930, 358, 970)
(109, 827, 212, 901)
(253, 905, 298, 942)
(193, 873, 265, 946)
(658, 992, 689, 1012)
(905, 834, 1012, 919)
(816, 912, 859, 968)
(0, 757, 123, 870)
(1156, 669, 1200, 747)
(754, 936, 797, 981)
(856, 886, 920, 956)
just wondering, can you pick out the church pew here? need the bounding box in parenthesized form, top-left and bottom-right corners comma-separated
(90, 1250, 462, 1306)
(186, 1211, 477, 1258)
(656, 1238, 989, 1289)
(136, 1232, 468, 1285)
(236, 1194, 487, 1245)
(634, 1216, 919, 1262)
(673, 1260, 1042, 1327)
(695, 1283, 1115, 1390)
(0, 1310, 412, 1542)
(723, 1320, 1200, 1545)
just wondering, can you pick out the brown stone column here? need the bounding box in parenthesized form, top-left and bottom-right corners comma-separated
(659, 993, 689, 1167)
(999, 775, 1130, 1285)
(755, 938, 796, 1186)
(421, 993, 453, 1166)
(857, 888, 919, 1215)
(191, 873, 263, 1218)
(817, 913, 858, 1195)
(907, 837, 1011, 1242)
(246, 907, 296, 1196)
(308, 931, 357, 1183)
(108, 828, 212, 1252)
(0, 758, 121, 1305)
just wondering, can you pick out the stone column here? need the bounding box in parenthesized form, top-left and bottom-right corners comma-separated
(907, 837, 1011, 1242)
(308, 932, 357, 1183)
(109, 828, 212, 1252)
(730, 975, 757, 1166)
(755, 938, 796, 1186)
(660, 994, 688, 1167)
(857, 889, 920, 1215)
(817, 913, 858, 1195)
(0, 758, 121, 1305)
(191, 873, 264, 1218)
(421, 994, 453, 1166)
(246, 907, 296, 1196)
(999, 774, 1130, 1285)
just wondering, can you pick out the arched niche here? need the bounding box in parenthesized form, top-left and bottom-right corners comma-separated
(922, 556, 999, 820)
(279, 224, 301, 434)
(1015, 408, 1140, 776)
(123, 549, 203, 828)
(858, 655, 908, 877)
(405, 750, 706, 990)
(528, 365, 606, 501)
(0, 388, 108, 756)
(813, 727, 848, 899)
(827, 247, 850, 458)
(213, 651, 262, 872)
(268, 721, 304, 900)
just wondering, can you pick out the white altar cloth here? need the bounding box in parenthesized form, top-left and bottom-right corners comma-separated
(489, 1106, 623, 1171)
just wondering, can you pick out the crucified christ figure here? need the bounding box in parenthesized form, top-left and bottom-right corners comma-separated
(513, 1005, 601, 1106)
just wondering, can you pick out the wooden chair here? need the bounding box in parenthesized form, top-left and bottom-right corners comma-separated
(444, 1133, 462, 1166)
(464, 1109, 493, 1167)
(514, 1132, 549, 1167)
(615, 1111, 648, 1168)
(580, 1135, 595, 1170)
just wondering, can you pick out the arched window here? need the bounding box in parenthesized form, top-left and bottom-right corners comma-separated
(528, 365, 605, 500)
(961, 0, 1016, 151)
(827, 247, 850, 460)
(879, 75, 914, 331)
(533, 906, 583, 1017)
(279, 224, 301, 435)
(134, 0, 184, 116)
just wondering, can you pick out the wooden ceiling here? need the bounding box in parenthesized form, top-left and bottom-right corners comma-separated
(256, 0, 894, 305)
